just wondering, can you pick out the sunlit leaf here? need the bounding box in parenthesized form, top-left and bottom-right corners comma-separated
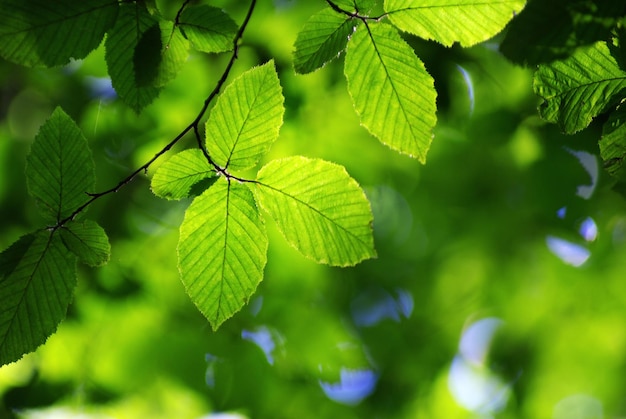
(151, 149, 216, 200)
(60, 220, 110, 267)
(384, 0, 525, 47)
(179, 5, 237, 53)
(501, 0, 626, 66)
(534, 41, 626, 134)
(254, 157, 375, 266)
(178, 178, 267, 330)
(344, 23, 436, 162)
(105, 2, 161, 113)
(0, 231, 76, 365)
(293, 7, 354, 74)
(25, 107, 95, 223)
(0, 0, 119, 67)
(205, 61, 284, 172)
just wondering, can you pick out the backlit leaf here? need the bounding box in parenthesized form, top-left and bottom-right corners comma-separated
(105, 2, 161, 113)
(293, 7, 354, 74)
(179, 5, 237, 53)
(0, 231, 76, 365)
(254, 157, 375, 266)
(25, 107, 95, 223)
(60, 220, 110, 267)
(534, 41, 626, 134)
(205, 61, 284, 172)
(384, 0, 525, 47)
(178, 178, 267, 330)
(344, 23, 436, 162)
(151, 149, 216, 200)
(0, 0, 119, 67)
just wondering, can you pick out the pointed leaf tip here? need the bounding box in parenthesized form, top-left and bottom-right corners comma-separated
(345, 23, 436, 162)
(178, 178, 268, 330)
(26, 107, 95, 222)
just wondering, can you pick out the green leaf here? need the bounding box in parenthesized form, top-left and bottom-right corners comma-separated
(151, 149, 216, 200)
(501, 0, 626, 66)
(534, 41, 626, 134)
(26, 107, 95, 223)
(105, 3, 161, 113)
(293, 7, 354, 74)
(60, 220, 110, 267)
(384, 0, 525, 47)
(254, 157, 375, 266)
(178, 5, 238, 53)
(344, 23, 436, 162)
(178, 178, 267, 330)
(134, 21, 189, 88)
(205, 61, 284, 172)
(600, 105, 626, 179)
(0, 0, 119, 67)
(0, 231, 76, 366)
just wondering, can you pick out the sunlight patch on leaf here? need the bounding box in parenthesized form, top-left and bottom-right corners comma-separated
(152, 149, 216, 200)
(384, 0, 525, 47)
(178, 178, 267, 330)
(205, 61, 284, 172)
(534, 41, 626, 134)
(0, 0, 119, 67)
(293, 7, 354, 74)
(254, 157, 375, 266)
(344, 23, 436, 162)
(25, 108, 95, 223)
(0, 232, 76, 365)
(179, 5, 238, 53)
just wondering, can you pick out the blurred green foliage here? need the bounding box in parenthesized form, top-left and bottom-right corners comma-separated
(1, 1, 626, 418)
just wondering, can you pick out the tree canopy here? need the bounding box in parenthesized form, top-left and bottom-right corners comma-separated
(1, 0, 626, 418)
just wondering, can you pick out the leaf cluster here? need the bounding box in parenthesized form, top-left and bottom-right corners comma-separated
(0, 0, 525, 366)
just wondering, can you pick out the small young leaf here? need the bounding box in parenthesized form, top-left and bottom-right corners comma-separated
(0, 0, 119, 67)
(254, 157, 375, 266)
(293, 7, 354, 74)
(60, 220, 110, 267)
(105, 3, 161, 113)
(500, 0, 626, 66)
(600, 105, 626, 179)
(178, 178, 268, 330)
(344, 23, 436, 162)
(151, 149, 216, 200)
(0, 231, 77, 366)
(205, 61, 284, 172)
(384, 0, 525, 47)
(178, 5, 238, 53)
(26, 107, 95, 223)
(534, 41, 626, 134)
